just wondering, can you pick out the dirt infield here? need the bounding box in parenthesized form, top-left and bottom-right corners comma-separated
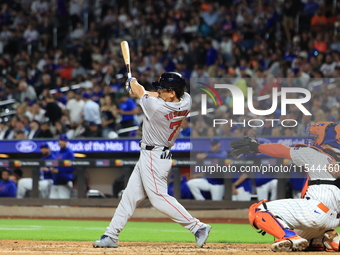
(0, 216, 248, 224)
(0, 240, 329, 255)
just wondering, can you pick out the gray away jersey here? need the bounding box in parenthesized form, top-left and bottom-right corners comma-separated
(139, 92, 191, 148)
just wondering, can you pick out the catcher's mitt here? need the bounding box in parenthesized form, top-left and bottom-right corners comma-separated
(229, 137, 260, 157)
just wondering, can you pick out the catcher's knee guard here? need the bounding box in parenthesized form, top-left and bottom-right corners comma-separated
(248, 200, 297, 240)
(323, 230, 340, 251)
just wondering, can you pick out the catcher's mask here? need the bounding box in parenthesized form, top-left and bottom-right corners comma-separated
(305, 122, 340, 148)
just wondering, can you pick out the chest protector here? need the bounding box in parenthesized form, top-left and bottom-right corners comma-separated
(294, 144, 340, 189)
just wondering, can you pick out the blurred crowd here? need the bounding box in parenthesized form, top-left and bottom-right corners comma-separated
(0, 0, 339, 140)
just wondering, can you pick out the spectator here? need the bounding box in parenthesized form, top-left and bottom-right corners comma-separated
(241, 15, 256, 51)
(320, 54, 336, 77)
(7, 120, 28, 139)
(37, 122, 53, 138)
(302, 0, 319, 17)
(83, 92, 102, 126)
(0, 119, 10, 139)
(83, 121, 102, 138)
(69, 0, 83, 27)
(314, 33, 327, 53)
(25, 103, 46, 123)
(70, 22, 84, 41)
(17, 143, 54, 198)
(0, 25, 12, 54)
(15, 130, 26, 139)
(271, 127, 281, 137)
(282, 0, 297, 43)
(37, 16, 53, 50)
(117, 92, 138, 137)
(101, 94, 118, 138)
(220, 35, 233, 64)
(0, 3, 11, 26)
(31, 0, 49, 15)
(162, 18, 176, 36)
(0, 168, 17, 197)
(5, 85, 20, 102)
(204, 40, 218, 66)
(321, 92, 337, 111)
(44, 94, 62, 124)
(49, 134, 75, 199)
(36, 74, 54, 97)
(72, 61, 86, 80)
(66, 90, 85, 125)
(91, 84, 104, 104)
(23, 24, 39, 45)
(102, 8, 116, 25)
(27, 120, 41, 139)
(202, 4, 220, 27)
(54, 121, 67, 138)
(221, 15, 236, 36)
(311, 8, 328, 32)
(18, 79, 37, 103)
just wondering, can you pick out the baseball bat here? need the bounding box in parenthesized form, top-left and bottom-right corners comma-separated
(120, 41, 132, 79)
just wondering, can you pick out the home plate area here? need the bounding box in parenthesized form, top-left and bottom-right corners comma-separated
(0, 240, 332, 255)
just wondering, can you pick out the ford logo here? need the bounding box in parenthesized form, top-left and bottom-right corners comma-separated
(15, 141, 37, 153)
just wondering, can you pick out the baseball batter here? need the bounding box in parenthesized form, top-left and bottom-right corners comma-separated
(93, 72, 211, 248)
(231, 122, 340, 252)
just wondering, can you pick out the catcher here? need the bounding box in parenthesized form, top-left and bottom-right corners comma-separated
(229, 122, 340, 252)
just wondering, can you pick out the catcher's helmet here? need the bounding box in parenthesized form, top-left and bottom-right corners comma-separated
(307, 122, 340, 148)
(152, 72, 186, 98)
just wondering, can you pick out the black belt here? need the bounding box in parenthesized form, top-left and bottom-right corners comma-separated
(308, 179, 340, 189)
(139, 142, 169, 151)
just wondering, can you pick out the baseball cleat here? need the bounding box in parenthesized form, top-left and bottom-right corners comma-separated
(93, 235, 119, 248)
(323, 230, 340, 251)
(271, 236, 308, 252)
(195, 224, 212, 248)
(305, 238, 325, 251)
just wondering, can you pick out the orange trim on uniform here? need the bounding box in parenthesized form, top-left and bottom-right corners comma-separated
(248, 200, 294, 239)
(317, 203, 330, 213)
(258, 144, 292, 160)
(301, 177, 309, 198)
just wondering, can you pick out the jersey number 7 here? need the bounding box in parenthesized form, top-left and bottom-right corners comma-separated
(168, 120, 182, 141)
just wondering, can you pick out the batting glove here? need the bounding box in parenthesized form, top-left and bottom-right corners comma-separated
(125, 77, 137, 86)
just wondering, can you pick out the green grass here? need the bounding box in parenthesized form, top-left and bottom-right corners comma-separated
(0, 219, 275, 243)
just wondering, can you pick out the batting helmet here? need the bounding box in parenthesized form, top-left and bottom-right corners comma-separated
(307, 122, 340, 148)
(152, 72, 186, 98)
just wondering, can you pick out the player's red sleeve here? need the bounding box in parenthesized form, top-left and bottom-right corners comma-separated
(258, 144, 292, 160)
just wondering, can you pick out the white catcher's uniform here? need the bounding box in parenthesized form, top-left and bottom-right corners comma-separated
(259, 147, 340, 240)
(105, 93, 203, 239)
